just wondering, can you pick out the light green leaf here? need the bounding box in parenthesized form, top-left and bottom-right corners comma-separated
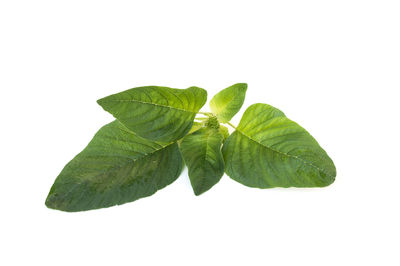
(180, 127, 224, 195)
(187, 122, 229, 142)
(222, 103, 336, 188)
(45, 121, 183, 212)
(188, 122, 203, 135)
(97, 86, 207, 142)
(209, 83, 247, 123)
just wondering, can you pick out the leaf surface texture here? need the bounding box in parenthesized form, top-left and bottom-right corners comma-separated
(209, 83, 247, 123)
(97, 86, 207, 142)
(180, 127, 224, 195)
(45, 121, 183, 212)
(222, 103, 336, 188)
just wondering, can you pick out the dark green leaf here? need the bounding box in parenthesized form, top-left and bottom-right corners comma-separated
(222, 103, 336, 188)
(45, 121, 183, 212)
(97, 86, 207, 142)
(180, 127, 224, 195)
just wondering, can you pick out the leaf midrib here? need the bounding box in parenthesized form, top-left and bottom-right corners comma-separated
(79, 142, 174, 182)
(103, 99, 196, 113)
(234, 129, 332, 178)
(58, 142, 175, 207)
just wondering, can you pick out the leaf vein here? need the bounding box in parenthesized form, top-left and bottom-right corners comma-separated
(103, 99, 196, 113)
(235, 129, 332, 178)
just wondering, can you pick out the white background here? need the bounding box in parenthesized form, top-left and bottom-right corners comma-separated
(1, 1, 399, 265)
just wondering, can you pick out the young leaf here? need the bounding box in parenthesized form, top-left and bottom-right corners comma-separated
(45, 121, 183, 212)
(188, 122, 203, 135)
(219, 125, 229, 142)
(97, 86, 207, 142)
(209, 83, 247, 123)
(222, 103, 336, 188)
(179, 127, 224, 195)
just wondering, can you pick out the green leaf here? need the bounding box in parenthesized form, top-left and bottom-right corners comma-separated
(209, 83, 247, 123)
(97, 86, 207, 142)
(187, 122, 228, 142)
(188, 122, 203, 135)
(45, 121, 183, 212)
(219, 125, 229, 142)
(222, 103, 336, 188)
(180, 127, 225, 195)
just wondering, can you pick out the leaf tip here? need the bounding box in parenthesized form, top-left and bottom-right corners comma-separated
(236, 83, 248, 90)
(193, 189, 205, 196)
(96, 97, 106, 107)
(44, 192, 58, 210)
(45, 189, 76, 212)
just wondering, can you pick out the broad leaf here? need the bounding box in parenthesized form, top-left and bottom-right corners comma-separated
(180, 127, 224, 195)
(222, 103, 336, 188)
(209, 83, 247, 123)
(97, 86, 207, 142)
(45, 121, 183, 212)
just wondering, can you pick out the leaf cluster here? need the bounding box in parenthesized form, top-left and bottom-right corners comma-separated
(45, 83, 336, 212)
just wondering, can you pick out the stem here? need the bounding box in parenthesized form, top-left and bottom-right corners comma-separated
(198, 112, 213, 117)
(226, 122, 237, 129)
